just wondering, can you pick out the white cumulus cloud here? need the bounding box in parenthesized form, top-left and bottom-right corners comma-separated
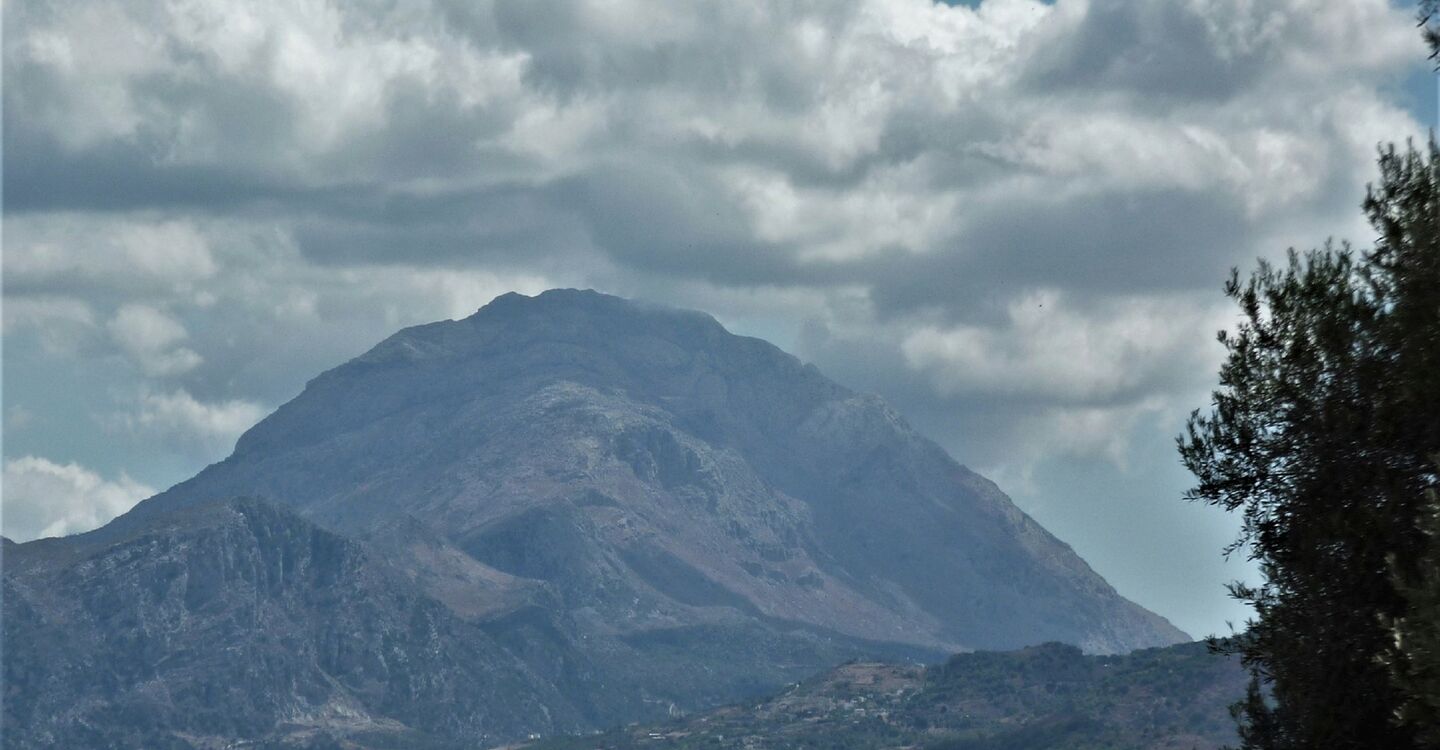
(4, 219, 217, 292)
(2, 456, 155, 542)
(107, 304, 203, 376)
(125, 389, 268, 455)
(899, 290, 1231, 405)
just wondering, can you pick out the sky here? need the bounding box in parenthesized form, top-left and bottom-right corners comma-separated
(2, 0, 1434, 639)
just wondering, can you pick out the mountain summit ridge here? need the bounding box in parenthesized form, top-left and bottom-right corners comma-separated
(4, 288, 1186, 748)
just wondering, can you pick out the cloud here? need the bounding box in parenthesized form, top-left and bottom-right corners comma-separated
(2, 296, 100, 355)
(117, 389, 268, 457)
(1, 456, 154, 541)
(107, 304, 203, 376)
(4, 218, 217, 295)
(3, 0, 1420, 343)
(899, 290, 1230, 405)
(1023, 0, 1415, 100)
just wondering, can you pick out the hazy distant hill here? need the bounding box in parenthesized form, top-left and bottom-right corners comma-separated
(533, 641, 1246, 750)
(3, 290, 1187, 748)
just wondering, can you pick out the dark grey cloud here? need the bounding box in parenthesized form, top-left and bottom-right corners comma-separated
(291, 183, 586, 266)
(1023, 0, 1276, 102)
(553, 162, 814, 285)
(489, 0, 855, 106)
(860, 187, 1253, 322)
(2, 124, 289, 213)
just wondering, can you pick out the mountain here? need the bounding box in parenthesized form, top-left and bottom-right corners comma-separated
(532, 640, 1246, 750)
(3, 289, 1187, 748)
(3, 497, 584, 748)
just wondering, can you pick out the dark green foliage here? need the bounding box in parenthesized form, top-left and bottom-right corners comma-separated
(1229, 678, 1281, 750)
(1422, 1, 1440, 65)
(1386, 480, 1440, 749)
(1179, 142, 1440, 749)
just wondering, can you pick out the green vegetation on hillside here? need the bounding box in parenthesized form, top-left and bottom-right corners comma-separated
(530, 640, 1244, 750)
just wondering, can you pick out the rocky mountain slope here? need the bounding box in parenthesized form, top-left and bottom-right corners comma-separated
(4, 497, 584, 748)
(3, 289, 1187, 748)
(533, 641, 1246, 750)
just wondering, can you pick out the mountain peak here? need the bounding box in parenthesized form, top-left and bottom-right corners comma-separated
(475, 287, 615, 313)
(464, 288, 732, 347)
(470, 288, 716, 326)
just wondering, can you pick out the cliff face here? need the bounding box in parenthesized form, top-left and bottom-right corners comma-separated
(3, 497, 583, 749)
(3, 289, 1186, 748)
